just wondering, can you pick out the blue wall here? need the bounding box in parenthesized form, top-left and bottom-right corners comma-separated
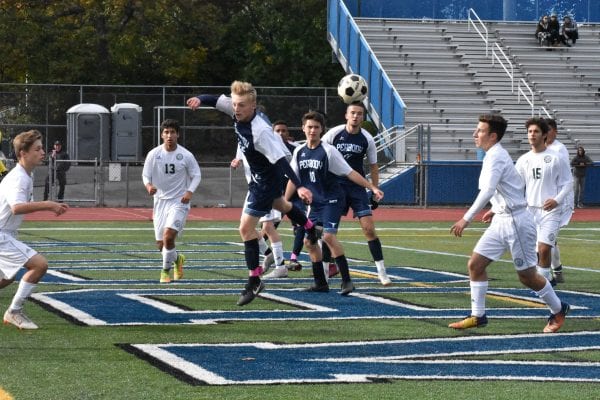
(344, 0, 600, 23)
(380, 162, 600, 206)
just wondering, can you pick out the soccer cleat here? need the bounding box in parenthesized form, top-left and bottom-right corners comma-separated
(237, 280, 265, 306)
(173, 254, 185, 280)
(340, 280, 355, 296)
(448, 315, 488, 329)
(543, 302, 570, 333)
(160, 269, 171, 283)
(262, 252, 274, 275)
(287, 260, 302, 271)
(3, 309, 38, 330)
(303, 283, 330, 292)
(552, 265, 565, 284)
(377, 266, 392, 286)
(553, 271, 564, 284)
(328, 263, 339, 278)
(263, 267, 288, 279)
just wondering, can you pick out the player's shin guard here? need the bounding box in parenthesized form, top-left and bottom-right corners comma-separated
(312, 261, 327, 286)
(367, 238, 384, 262)
(335, 255, 351, 282)
(322, 241, 333, 263)
(292, 226, 305, 256)
(244, 239, 260, 272)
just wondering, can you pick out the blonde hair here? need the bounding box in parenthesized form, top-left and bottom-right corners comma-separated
(13, 129, 42, 159)
(230, 80, 257, 103)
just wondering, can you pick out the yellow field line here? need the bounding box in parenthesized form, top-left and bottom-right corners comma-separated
(0, 388, 14, 400)
(350, 271, 377, 279)
(409, 282, 435, 288)
(486, 294, 545, 308)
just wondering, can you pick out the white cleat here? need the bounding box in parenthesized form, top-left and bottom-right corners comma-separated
(263, 267, 288, 279)
(261, 253, 275, 275)
(3, 309, 39, 330)
(377, 266, 392, 286)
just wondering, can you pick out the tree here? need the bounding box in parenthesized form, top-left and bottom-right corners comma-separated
(0, 0, 340, 87)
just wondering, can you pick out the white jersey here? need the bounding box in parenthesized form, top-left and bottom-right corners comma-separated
(463, 142, 527, 222)
(515, 149, 572, 208)
(142, 144, 201, 200)
(0, 164, 33, 235)
(547, 138, 575, 227)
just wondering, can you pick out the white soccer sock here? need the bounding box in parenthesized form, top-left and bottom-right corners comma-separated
(551, 244, 562, 269)
(536, 265, 553, 281)
(9, 281, 37, 311)
(535, 280, 562, 314)
(375, 260, 385, 271)
(470, 280, 488, 317)
(162, 247, 177, 270)
(272, 241, 284, 266)
(258, 236, 268, 255)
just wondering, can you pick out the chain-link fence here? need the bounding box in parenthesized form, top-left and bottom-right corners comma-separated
(0, 83, 346, 163)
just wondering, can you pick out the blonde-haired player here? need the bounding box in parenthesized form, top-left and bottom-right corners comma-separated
(187, 81, 317, 306)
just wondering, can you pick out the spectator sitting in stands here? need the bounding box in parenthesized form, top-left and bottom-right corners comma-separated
(548, 14, 561, 46)
(535, 15, 552, 46)
(561, 16, 578, 47)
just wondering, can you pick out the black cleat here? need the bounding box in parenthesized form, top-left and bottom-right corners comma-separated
(237, 280, 265, 306)
(340, 280, 355, 296)
(303, 283, 330, 292)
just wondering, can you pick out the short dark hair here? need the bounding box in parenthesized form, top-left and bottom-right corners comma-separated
(525, 117, 549, 134)
(302, 111, 325, 129)
(479, 114, 507, 142)
(160, 119, 180, 133)
(272, 120, 288, 128)
(347, 101, 366, 111)
(545, 118, 557, 130)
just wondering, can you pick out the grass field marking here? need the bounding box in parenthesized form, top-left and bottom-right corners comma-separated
(351, 292, 435, 311)
(46, 270, 88, 281)
(32, 290, 107, 326)
(128, 331, 600, 385)
(129, 344, 231, 385)
(486, 293, 546, 308)
(257, 292, 338, 311)
(0, 388, 14, 400)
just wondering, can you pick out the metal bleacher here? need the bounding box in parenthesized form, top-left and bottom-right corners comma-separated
(355, 18, 600, 160)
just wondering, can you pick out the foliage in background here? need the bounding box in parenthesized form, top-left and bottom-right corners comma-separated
(0, 0, 340, 87)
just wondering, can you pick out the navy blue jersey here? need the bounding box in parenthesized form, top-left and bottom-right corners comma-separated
(291, 142, 352, 206)
(200, 94, 288, 187)
(322, 125, 377, 178)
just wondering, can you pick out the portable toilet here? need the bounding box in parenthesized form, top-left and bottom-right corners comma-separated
(111, 103, 143, 161)
(66, 104, 111, 160)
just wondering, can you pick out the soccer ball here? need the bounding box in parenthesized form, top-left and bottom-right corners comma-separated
(337, 74, 368, 104)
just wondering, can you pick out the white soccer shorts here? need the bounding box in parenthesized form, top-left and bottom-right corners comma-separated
(259, 209, 282, 224)
(0, 233, 38, 280)
(528, 206, 562, 246)
(153, 198, 190, 241)
(473, 209, 538, 271)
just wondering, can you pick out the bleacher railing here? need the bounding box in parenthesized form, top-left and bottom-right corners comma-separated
(327, 0, 405, 131)
(467, 8, 489, 57)
(467, 8, 553, 119)
(491, 42, 514, 92)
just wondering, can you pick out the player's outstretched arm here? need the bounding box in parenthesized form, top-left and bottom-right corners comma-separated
(12, 201, 68, 217)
